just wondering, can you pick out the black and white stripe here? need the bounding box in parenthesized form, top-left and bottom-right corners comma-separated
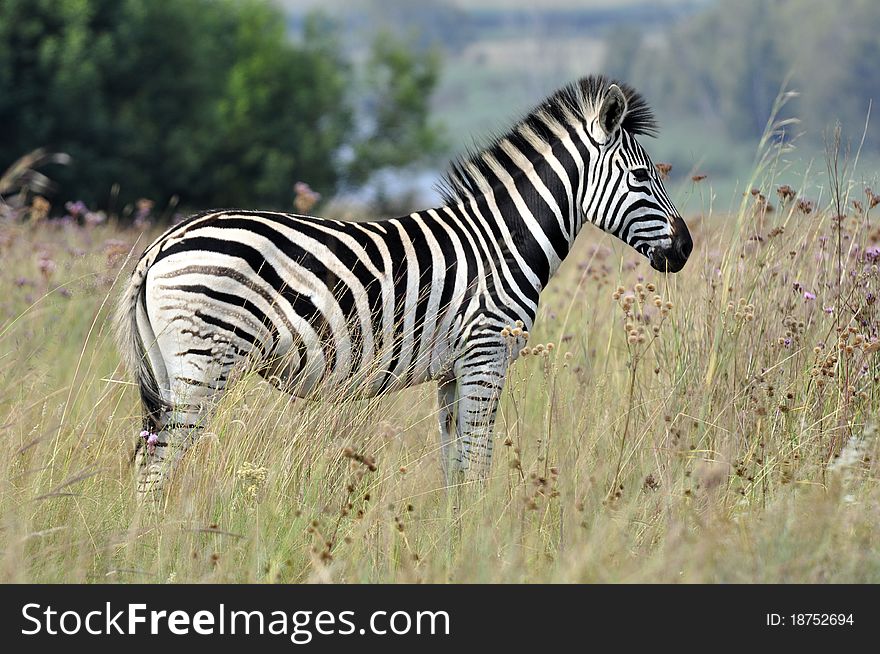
(115, 75, 692, 497)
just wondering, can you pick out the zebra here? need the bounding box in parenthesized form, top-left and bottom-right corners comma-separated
(115, 75, 692, 499)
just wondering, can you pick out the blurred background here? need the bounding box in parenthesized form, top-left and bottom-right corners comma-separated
(2, 0, 879, 221)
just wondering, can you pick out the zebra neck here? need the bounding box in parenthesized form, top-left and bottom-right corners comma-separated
(451, 158, 583, 293)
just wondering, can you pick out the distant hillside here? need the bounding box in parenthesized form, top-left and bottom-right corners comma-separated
(276, 0, 707, 11)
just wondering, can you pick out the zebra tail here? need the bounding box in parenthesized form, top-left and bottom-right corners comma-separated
(113, 262, 166, 431)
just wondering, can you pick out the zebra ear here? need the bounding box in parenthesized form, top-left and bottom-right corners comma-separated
(598, 84, 628, 136)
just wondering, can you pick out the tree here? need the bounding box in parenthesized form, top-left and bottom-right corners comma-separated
(349, 32, 446, 183)
(0, 0, 446, 213)
(205, 7, 355, 207)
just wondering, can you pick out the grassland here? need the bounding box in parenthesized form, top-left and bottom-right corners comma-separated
(1, 144, 880, 583)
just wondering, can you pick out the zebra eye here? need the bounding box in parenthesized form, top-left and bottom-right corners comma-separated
(632, 167, 651, 183)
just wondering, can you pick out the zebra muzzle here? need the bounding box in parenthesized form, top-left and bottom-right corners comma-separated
(650, 216, 692, 273)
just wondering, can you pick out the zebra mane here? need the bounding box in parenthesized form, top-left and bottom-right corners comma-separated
(436, 75, 657, 205)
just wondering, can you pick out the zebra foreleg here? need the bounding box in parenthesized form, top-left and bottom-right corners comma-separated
(454, 352, 507, 482)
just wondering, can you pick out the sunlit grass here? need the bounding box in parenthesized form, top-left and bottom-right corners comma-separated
(1, 155, 879, 582)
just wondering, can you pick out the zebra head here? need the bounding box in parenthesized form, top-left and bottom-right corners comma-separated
(583, 83, 692, 273)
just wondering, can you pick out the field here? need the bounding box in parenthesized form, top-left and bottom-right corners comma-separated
(1, 143, 880, 584)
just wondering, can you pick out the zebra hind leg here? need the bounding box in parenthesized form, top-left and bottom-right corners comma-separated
(134, 418, 203, 504)
(134, 368, 227, 505)
(437, 378, 462, 485)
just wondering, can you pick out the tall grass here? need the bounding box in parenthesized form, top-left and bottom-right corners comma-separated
(1, 152, 879, 583)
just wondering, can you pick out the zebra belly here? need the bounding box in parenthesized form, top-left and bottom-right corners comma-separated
(265, 321, 456, 399)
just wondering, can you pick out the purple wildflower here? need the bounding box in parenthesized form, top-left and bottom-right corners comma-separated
(823, 306, 834, 314)
(134, 199, 155, 230)
(37, 256, 56, 278)
(793, 281, 803, 292)
(865, 246, 880, 262)
(64, 200, 88, 217)
(84, 211, 106, 227)
(140, 430, 159, 455)
(294, 181, 321, 213)
(803, 291, 816, 301)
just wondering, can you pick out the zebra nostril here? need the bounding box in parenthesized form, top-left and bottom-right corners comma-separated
(678, 236, 692, 259)
(672, 218, 693, 261)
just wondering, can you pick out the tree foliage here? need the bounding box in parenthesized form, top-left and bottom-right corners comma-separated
(350, 34, 445, 182)
(0, 0, 445, 212)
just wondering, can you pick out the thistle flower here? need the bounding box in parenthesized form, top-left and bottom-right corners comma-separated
(84, 210, 106, 227)
(133, 198, 154, 229)
(776, 184, 796, 202)
(803, 291, 816, 301)
(294, 182, 321, 213)
(796, 198, 814, 214)
(655, 162, 672, 179)
(65, 200, 87, 217)
(140, 430, 159, 455)
(30, 196, 50, 222)
(37, 254, 56, 279)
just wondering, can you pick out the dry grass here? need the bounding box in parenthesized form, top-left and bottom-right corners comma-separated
(1, 156, 879, 583)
